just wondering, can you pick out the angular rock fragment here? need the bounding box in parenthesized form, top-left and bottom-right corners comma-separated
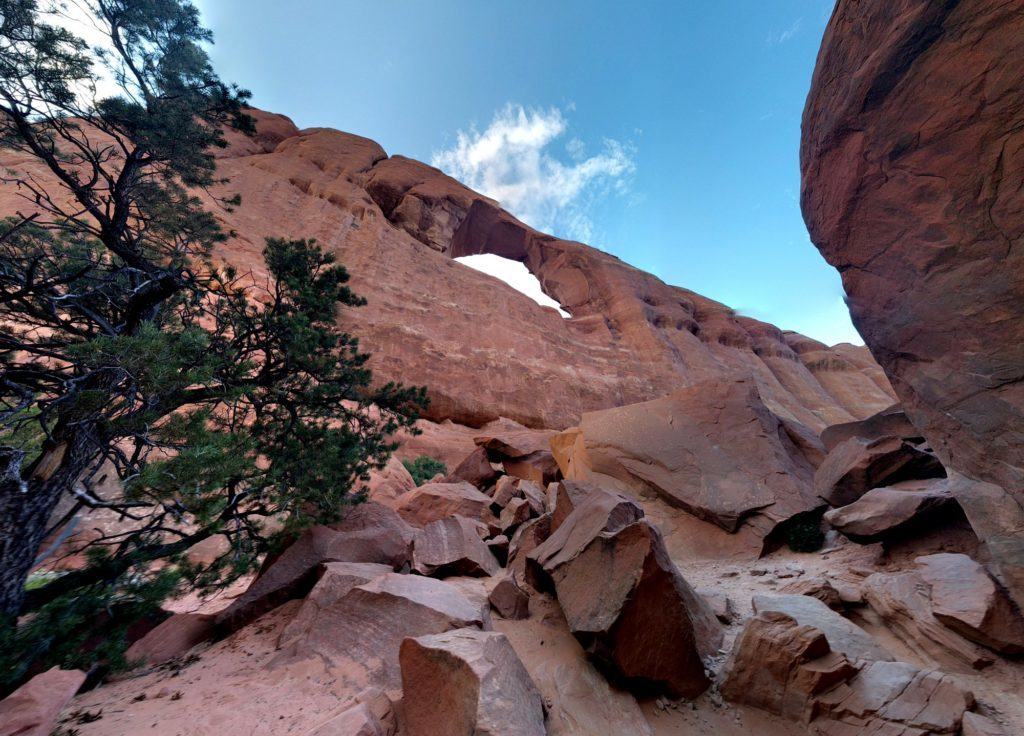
(400, 628, 545, 736)
(447, 446, 501, 490)
(276, 572, 490, 693)
(820, 405, 920, 452)
(815, 436, 945, 508)
(413, 515, 500, 578)
(507, 513, 552, 580)
(752, 594, 891, 663)
(500, 497, 533, 532)
(126, 612, 215, 667)
(394, 482, 497, 528)
(529, 493, 721, 697)
(488, 576, 530, 620)
(698, 589, 735, 624)
(961, 712, 1009, 736)
(915, 553, 1024, 655)
(0, 667, 85, 736)
(823, 479, 957, 541)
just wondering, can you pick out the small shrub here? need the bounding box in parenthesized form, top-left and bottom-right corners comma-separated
(403, 456, 447, 485)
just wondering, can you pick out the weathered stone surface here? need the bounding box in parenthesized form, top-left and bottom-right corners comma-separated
(814, 436, 945, 508)
(720, 612, 858, 721)
(447, 446, 501, 490)
(275, 572, 490, 693)
(823, 479, 957, 541)
(400, 628, 545, 736)
(802, 0, 1024, 607)
(698, 589, 736, 624)
(552, 377, 823, 545)
(752, 594, 891, 663)
(506, 514, 552, 580)
(364, 456, 417, 503)
(812, 660, 973, 736)
(215, 506, 415, 633)
(962, 712, 1009, 736)
(499, 497, 533, 532)
(915, 553, 1024, 655)
(821, 405, 920, 453)
(303, 702, 386, 736)
(863, 570, 994, 670)
(529, 493, 721, 697)
(779, 576, 845, 611)
(474, 427, 557, 460)
(488, 576, 530, 620)
(393, 482, 497, 528)
(413, 516, 500, 578)
(125, 612, 215, 667)
(0, 668, 85, 736)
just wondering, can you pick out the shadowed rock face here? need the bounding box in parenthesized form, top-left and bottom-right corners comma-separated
(801, 0, 1024, 605)
(0, 109, 894, 434)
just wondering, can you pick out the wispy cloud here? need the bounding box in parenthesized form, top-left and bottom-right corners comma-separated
(431, 104, 635, 243)
(765, 17, 803, 46)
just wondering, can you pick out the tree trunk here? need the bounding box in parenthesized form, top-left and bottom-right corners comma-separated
(0, 441, 79, 619)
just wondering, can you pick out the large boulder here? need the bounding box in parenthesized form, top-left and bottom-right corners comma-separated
(447, 446, 501, 490)
(801, 0, 1024, 607)
(488, 576, 531, 620)
(915, 553, 1024, 655)
(412, 516, 501, 578)
(125, 612, 215, 667)
(215, 505, 415, 633)
(400, 628, 546, 736)
(0, 668, 85, 736)
(814, 435, 945, 508)
(551, 377, 822, 545)
(275, 571, 490, 694)
(364, 456, 417, 503)
(820, 404, 920, 452)
(528, 492, 722, 697)
(393, 482, 497, 528)
(823, 478, 957, 541)
(752, 594, 891, 663)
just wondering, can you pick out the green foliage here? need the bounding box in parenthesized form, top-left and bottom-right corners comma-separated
(403, 456, 447, 485)
(785, 514, 825, 553)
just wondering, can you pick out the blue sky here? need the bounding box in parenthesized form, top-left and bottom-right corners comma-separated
(195, 1, 858, 345)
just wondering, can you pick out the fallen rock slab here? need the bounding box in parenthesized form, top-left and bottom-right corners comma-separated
(915, 553, 1024, 655)
(394, 482, 497, 528)
(125, 612, 215, 667)
(447, 446, 500, 490)
(400, 628, 546, 736)
(823, 478, 957, 541)
(752, 594, 891, 663)
(413, 515, 500, 578)
(0, 667, 85, 736)
(488, 576, 530, 620)
(815, 436, 945, 508)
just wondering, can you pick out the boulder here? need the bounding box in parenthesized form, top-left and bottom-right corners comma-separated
(752, 594, 891, 663)
(814, 436, 945, 508)
(779, 576, 845, 610)
(447, 446, 501, 490)
(488, 576, 530, 620)
(820, 405, 920, 452)
(394, 482, 497, 528)
(499, 497, 533, 532)
(365, 456, 417, 503)
(400, 628, 546, 736)
(0, 667, 85, 736)
(698, 589, 736, 624)
(474, 428, 556, 460)
(962, 712, 1009, 736)
(915, 553, 1024, 655)
(276, 572, 490, 693)
(529, 493, 722, 697)
(863, 570, 994, 669)
(551, 378, 822, 546)
(823, 478, 957, 541)
(125, 612, 215, 667)
(413, 516, 501, 578)
(720, 612, 858, 721)
(802, 0, 1024, 607)
(485, 535, 509, 566)
(501, 452, 561, 486)
(549, 480, 600, 534)
(215, 507, 415, 633)
(506, 514, 552, 580)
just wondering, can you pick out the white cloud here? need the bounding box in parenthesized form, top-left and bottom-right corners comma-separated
(431, 104, 634, 243)
(455, 254, 570, 318)
(766, 17, 803, 45)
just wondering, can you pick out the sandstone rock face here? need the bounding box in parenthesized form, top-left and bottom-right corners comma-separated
(915, 553, 1024, 655)
(304, 702, 387, 736)
(528, 492, 722, 697)
(814, 436, 944, 508)
(0, 667, 85, 736)
(400, 628, 546, 736)
(552, 378, 823, 549)
(823, 479, 957, 542)
(752, 594, 890, 664)
(125, 612, 215, 667)
(412, 516, 500, 578)
(962, 712, 1009, 736)
(275, 572, 490, 693)
(392, 482, 496, 528)
(802, 0, 1024, 605)
(820, 405, 919, 453)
